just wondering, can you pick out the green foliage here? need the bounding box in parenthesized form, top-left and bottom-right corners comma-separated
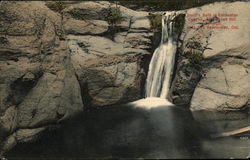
(174, 14, 185, 36)
(104, 4, 124, 40)
(186, 50, 204, 64)
(185, 40, 204, 64)
(148, 13, 162, 33)
(46, 1, 66, 14)
(105, 5, 123, 27)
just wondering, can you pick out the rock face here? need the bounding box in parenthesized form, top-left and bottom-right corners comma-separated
(170, 1, 250, 111)
(0, 1, 83, 154)
(64, 1, 152, 107)
(191, 46, 250, 111)
(0, 1, 153, 154)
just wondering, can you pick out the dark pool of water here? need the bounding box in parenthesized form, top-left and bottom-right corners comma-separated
(5, 104, 250, 159)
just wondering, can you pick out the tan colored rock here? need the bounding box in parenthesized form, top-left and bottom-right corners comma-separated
(77, 55, 145, 107)
(64, 2, 152, 107)
(171, 2, 250, 111)
(0, 127, 45, 155)
(182, 2, 250, 58)
(0, 106, 17, 137)
(64, 18, 109, 35)
(0, 1, 83, 153)
(190, 46, 250, 111)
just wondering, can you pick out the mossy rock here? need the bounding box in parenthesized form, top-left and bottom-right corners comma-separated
(174, 14, 186, 37)
(45, 1, 66, 13)
(148, 13, 162, 33)
(186, 50, 204, 64)
(105, 5, 124, 27)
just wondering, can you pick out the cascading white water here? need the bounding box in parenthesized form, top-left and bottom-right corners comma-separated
(145, 12, 178, 99)
(130, 12, 179, 108)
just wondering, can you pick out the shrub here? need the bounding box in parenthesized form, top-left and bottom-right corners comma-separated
(174, 14, 185, 36)
(186, 49, 204, 64)
(185, 41, 204, 64)
(105, 5, 123, 27)
(148, 13, 162, 33)
(104, 4, 124, 40)
(45, 1, 66, 14)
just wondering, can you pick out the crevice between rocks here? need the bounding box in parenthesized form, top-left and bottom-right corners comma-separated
(199, 85, 239, 97)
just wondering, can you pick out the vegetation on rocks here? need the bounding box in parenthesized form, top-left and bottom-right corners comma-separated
(186, 50, 204, 64)
(45, 1, 66, 14)
(174, 14, 185, 36)
(185, 41, 204, 64)
(148, 13, 162, 33)
(105, 4, 123, 27)
(104, 4, 124, 40)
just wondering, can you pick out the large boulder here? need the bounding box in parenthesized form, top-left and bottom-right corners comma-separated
(0, 1, 153, 154)
(191, 46, 250, 111)
(0, 1, 83, 154)
(171, 1, 250, 112)
(76, 54, 146, 107)
(169, 1, 250, 137)
(64, 1, 152, 107)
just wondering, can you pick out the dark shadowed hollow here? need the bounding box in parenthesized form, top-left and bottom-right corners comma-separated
(5, 103, 250, 159)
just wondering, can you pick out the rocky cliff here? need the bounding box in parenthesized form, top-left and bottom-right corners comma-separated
(169, 1, 250, 135)
(63, 2, 152, 107)
(170, 1, 250, 113)
(0, 1, 85, 154)
(0, 1, 153, 154)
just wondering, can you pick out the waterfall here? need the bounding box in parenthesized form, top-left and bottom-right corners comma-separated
(145, 12, 178, 99)
(130, 12, 180, 108)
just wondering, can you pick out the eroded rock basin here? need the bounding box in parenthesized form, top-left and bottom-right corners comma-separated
(5, 101, 250, 159)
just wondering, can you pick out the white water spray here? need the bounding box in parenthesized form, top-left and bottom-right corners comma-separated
(145, 12, 178, 99)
